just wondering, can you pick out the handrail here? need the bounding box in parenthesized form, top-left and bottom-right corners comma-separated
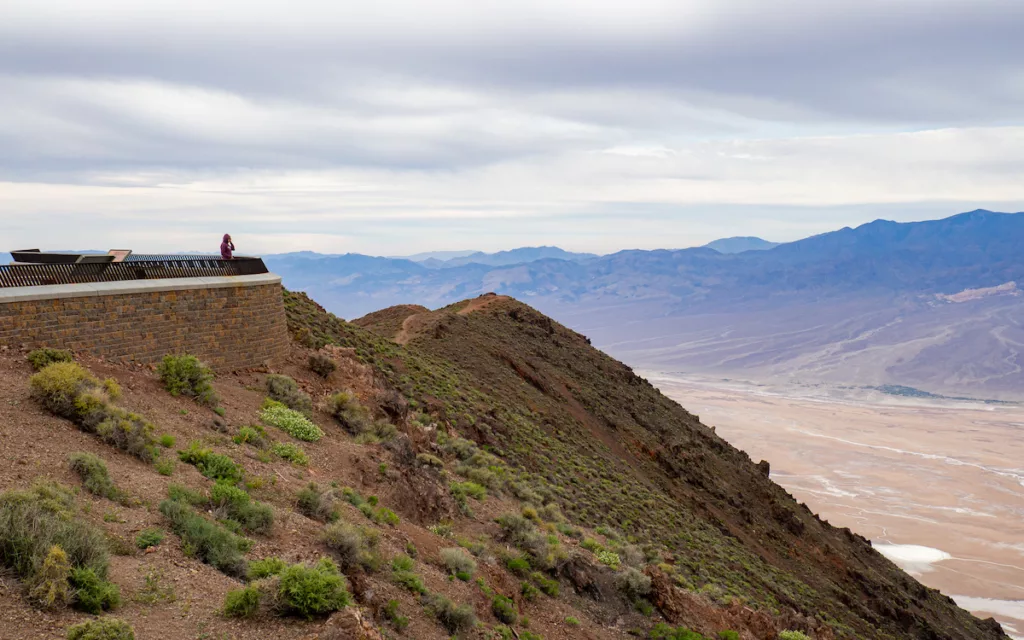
(0, 256, 269, 289)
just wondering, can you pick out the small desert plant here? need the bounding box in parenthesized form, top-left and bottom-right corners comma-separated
(66, 618, 135, 640)
(210, 482, 274, 534)
(166, 484, 208, 506)
(70, 565, 122, 614)
(69, 452, 124, 503)
(718, 632, 740, 640)
(272, 442, 308, 465)
(155, 458, 175, 476)
(504, 555, 530, 576)
(531, 571, 559, 597)
(275, 558, 351, 619)
(616, 566, 652, 598)
(779, 633, 811, 640)
(565, 616, 580, 627)
(326, 391, 372, 435)
(597, 550, 621, 569)
(135, 528, 165, 549)
(439, 547, 477, 580)
(308, 352, 337, 378)
(649, 624, 711, 640)
(223, 585, 262, 618)
(28, 347, 74, 370)
(178, 442, 244, 483)
(491, 594, 517, 624)
(30, 363, 156, 462)
(426, 593, 478, 634)
(159, 498, 251, 576)
(233, 425, 267, 448)
(248, 556, 288, 580)
(321, 521, 381, 572)
(261, 399, 323, 441)
(383, 598, 410, 631)
(298, 483, 340, 523)
(521, 581, 540, 601)
(28, 545, 74, 609)
(158, 434, 176, 448)
(265, 374, 313, 415)
(390, 555, 426, 594)
(157, 354, 217, 405)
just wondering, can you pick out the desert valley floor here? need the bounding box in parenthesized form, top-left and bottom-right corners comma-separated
(651, 375, 1024, 639)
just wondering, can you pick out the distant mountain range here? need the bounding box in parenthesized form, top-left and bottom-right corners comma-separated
(265, 210, 1024, 399)
(702, 236, 779, 253)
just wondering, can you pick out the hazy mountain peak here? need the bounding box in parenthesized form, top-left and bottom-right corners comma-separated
(703, 236, 780, 254)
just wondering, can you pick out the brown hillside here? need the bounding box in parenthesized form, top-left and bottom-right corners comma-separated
(0, 290, 1006, 640)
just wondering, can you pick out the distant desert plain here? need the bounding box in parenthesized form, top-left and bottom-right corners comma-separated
(650, 375, 1024, 638)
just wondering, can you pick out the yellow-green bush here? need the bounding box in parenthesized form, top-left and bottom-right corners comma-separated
(157, 354, 217, 405)
(27, 347, 73, 371)
(66, 618, 135, 640)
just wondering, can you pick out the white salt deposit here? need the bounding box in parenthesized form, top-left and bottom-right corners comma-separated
(951, 596, 1024, 639)
(874, 543, 951, 574)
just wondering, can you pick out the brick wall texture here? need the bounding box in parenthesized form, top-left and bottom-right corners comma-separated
(0, 282, 289, 370)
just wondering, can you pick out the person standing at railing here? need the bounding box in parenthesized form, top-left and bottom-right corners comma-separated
(220, 234, 235, 260)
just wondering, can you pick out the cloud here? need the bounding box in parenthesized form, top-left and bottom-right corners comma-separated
(0, 0, 1022, 253)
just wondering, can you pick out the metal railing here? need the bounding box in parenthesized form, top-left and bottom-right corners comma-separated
(0, 256, 269, 289)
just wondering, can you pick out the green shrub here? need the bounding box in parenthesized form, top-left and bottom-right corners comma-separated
(322, 521, 380, 572)
(416, 453, 444, 468)
(66, 618, 135, 640)
(521, 581, 540, 601)
(155, 458, 175, 476)
(30, 363, 156, 462)
(223, 585, 261, 618)
(0, 482, 110, 607)
(70, 566, 121, 614)
(581, 538, 602, 553)
(597, 550, 621, 569)
(298, 483, 339, 523)
(261, 400, 323, 441)
(440, 547, 477, 579)
(649, 624, 710, 640)
(276, 558, 351, 619)
(531, 571, 559, 597)
(248, 556, 287, 580)
(496, 513, 535, 546)
(390, 555, 426, 594)
(135, 528, 165, 550)
(779, 633, 811, 640)
(504, 556, 530, 576)
(159, 499, 251, 576)
(272, 442, 308, 465)
(450, 481, 487, 501)
(166, 484, 208, 506)
(28, 347, 73, 370)
(157, 354, 217, 405)
(69, 452, 124, 502)
(426, 593, 477, 634)
(308, 352, 337, 378)
(718, 632, 740, 640)
(491, 594, 517, 624)
(327, 391, 372, 435)
(233, 425, 267, 448)
(616, 566, 652, 598)
(210, 482, 274, 534)
(383, 598, 410, 631)
(565, 616, 580, 627)
(178, 442, 244, 483)
(158, 434, 176, 448)
(367, 506, 400, 527)
(265, 374, 313, 415)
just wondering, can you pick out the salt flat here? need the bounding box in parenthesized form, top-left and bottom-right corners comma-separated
(650, 374, 1024, 636)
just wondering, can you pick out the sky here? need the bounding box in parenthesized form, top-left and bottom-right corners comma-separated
(1, 0, 1023, 256)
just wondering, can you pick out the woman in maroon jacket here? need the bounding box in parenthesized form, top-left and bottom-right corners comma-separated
(220, 234, 235, 260)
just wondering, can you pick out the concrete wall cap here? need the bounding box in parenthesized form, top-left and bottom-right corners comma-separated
(0, 273, 282, 304)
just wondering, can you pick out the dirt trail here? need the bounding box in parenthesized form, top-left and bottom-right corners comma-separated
(394, 312, 431, 345)
(457, 294, 510, 315)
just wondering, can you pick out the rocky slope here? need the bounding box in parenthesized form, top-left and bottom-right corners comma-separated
(0, 289, 1007, 640)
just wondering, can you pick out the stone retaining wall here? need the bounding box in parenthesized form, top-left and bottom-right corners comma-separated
(0, 274, 289, 370)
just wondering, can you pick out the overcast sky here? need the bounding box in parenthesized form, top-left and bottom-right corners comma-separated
(1, 0, 1023, 255)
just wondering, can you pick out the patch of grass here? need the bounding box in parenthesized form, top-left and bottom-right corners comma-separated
(135, 528, 165, 550)
(565, 616, 580, 627)
(155, 458, 175, 476)
(261, 399, 323, 441)
(491, 594, 517, 624)
(649, 624, 710, 640)
(426, 592, 477, 634)
(158, 434, 176, 448)
(177, 442, 244, 484)
(158, 498, 251, 577)
(66, 618, 135, 640)
(718, 632, 740, 640)
(276, 558, 351, 619)
(521, 581, 540, 601)
(440, 548, 477, 580)
(390, 555, 426, 594)
(321, 521, 381, 572)
(265, 374, 313, 416)
(504, 556, 530, 576)
(28, 347, 73, 370)
(327, 391, 372, 435)
(157, 354, 217, 405)
(166, 484, 207, 506)
(69, 452, 124, 503)
(223, 585, 261, 618)
(272, 441, 308, 465)
(308, 352, 337, 378)
(30, 362, 157, 462)
(779, 633, 811, 640)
